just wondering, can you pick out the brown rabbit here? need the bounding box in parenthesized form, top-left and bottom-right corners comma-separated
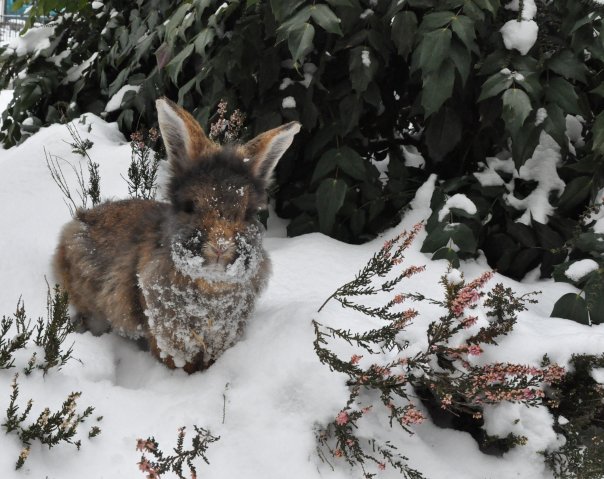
(53, 98, 300, 372)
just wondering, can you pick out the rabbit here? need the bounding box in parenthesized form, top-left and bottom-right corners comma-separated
(53, 98, 300, 373)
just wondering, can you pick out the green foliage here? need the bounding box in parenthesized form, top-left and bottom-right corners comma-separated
(136, 426, 220, 479)
(126, 128, 162, 200)
(544, 354, 604, 479)
(0, 285, 75, 374)
(2, 373, 100, 470)
(0, 0, 603, 273)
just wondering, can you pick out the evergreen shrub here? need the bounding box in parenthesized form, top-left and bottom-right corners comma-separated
(1, 0, 603, 297)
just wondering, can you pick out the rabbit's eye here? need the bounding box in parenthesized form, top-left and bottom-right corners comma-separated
(182, 200, 195, 214)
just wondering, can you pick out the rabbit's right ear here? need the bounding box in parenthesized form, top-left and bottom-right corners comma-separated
(156, 98, 216, 172)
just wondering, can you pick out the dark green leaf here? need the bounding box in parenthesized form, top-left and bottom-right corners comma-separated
(271, 0, 306, 22)
(592, 111, 604, 156)
(288, 23, 315, 63)
(416, 28, 452, 74)
(449, 223, 477, 253)
(165, 43, 194, 84)
(391, 11, 417, 59)
(310, 4, 342, 35)
(311, 150, 338, 184)
(478, 72, 513, 102)
(585, 273, 604, 324)
(451, 15, 476, 51)
(547, 50, 587, 83)
(545, 77, 580, 114)
(556, 176, 593, 214)
(551, 293, 590, 325)
(432, 247, 460, 267)
(425, 106, 462, 161)
(421, 60, 455, 117)
(502, 88, 532, 135)
(419, 11, 455, 32)
(316, 178, 348, 234)
(335, 146, 366, 180)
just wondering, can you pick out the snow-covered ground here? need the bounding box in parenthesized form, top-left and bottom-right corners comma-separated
(0, 90, 602, 479)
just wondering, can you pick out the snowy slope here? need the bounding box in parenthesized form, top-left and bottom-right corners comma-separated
(0, 97, 603, 479)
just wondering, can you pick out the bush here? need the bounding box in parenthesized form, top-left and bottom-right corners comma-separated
(1, 0, 603, 283)
(314, 225, 568, 477)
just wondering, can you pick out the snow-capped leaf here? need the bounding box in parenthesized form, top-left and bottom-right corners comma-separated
(502, 88, 532, 135)
(310, 4, 342, 35)
(349, 46, 377, 93)
(551, 293, 590, 325)
(316, 178, 348, 234)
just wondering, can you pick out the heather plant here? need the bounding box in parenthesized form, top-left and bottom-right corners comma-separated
(46, 122, 102, 216)
(544, 354, 604, 479)
(314, 225, 566, 477)
(136, 426, 220, 479)
(2, 373, 101, 470)
(0, 285, 75, 374)
(125, 127, 162, 200)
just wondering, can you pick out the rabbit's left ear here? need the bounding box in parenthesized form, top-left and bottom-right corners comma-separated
(156, 98, 216, 173)
(241, 122, 301, 185)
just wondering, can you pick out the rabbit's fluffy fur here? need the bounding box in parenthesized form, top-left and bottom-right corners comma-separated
(53, 98, 300, 372)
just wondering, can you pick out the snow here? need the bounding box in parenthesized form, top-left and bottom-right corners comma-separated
(0, 100, 603, 479)
(91, 1, 104, 10)
(474, 155, 516, 187)
(438, 194, 478, 221)
(402, 144, 425, 168)
(281, 96, 296, 109)
(62, 52, 99, 83)
(506, 132, 565, 224)
(104, 85, 141, 112)
(500, 20, 538, 56)
(361, 49, 371, 68)
(565, 259, 599, 282)
(4, 25, 55, 57)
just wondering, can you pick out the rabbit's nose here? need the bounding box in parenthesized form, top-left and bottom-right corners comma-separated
(211, 242, 231, 257)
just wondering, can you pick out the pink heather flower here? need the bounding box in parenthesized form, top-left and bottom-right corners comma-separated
(400, 406, 425, 425)
(361, 406, 372, 414)
(393, 294, 405, 304)
(346, 438, 355, 446)
(440, 394, 453, 408)
(334, 448, 344, 458)
(350, 354, 363, 365)
(335, 411, 350, 426)
(467, 345, 483, 356)
(378, 463, 386, 470)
